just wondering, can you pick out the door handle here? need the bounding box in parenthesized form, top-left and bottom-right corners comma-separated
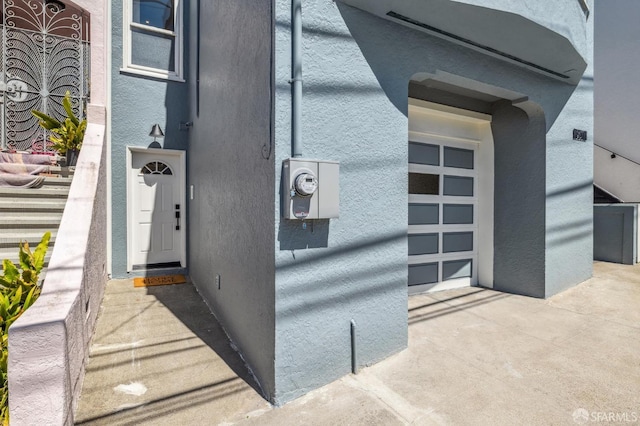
(175, 210, 180, 230)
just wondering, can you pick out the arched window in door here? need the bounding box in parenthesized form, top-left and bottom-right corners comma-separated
(141, 161, 173, 175)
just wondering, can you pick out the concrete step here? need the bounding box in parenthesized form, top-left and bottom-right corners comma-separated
(0, 215, 62, 229)
(0, 198, 67, 213)
(0, 187, 70, 199)
(0, 231, 56, 249)
(41, 176, 73, 188)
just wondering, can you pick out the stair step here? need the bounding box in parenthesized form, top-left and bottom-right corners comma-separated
(41, 176, 73, 187)
(0, 232, 56, 248)
(0, 187, 70, 198)
(47, 166, 75, 177)
(0, 216, 62, 228)
(0, 198, 67, 212)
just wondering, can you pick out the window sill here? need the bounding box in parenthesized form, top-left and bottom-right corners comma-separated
(119, 67, 186, 83)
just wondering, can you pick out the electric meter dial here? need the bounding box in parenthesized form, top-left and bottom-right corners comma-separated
(294, 173, 318, 197)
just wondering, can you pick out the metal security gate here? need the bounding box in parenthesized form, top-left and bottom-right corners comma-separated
(1, 0, 90, 152)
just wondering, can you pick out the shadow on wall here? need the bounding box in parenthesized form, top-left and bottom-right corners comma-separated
(278, 219, 330, 250)
(275, 231, 407, 317)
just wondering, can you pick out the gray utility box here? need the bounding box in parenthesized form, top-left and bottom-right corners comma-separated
(282, 158, 339, 219)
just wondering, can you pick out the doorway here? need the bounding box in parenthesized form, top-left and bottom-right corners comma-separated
(127, 148, 186, 271)
(408, 98, 494, 294)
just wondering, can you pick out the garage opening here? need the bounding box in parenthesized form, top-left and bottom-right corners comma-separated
(407, 97, 494, 294)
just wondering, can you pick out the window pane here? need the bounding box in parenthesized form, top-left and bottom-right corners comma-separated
(133, 0, 174, 31)
(443, 232, 473, 253)
(444, 146, 474, 169)
(408, 203, 439, 225)
(408, 263, 438, 286)
(442, 259, 472, 280)
(443, 204, 473, 224)
(409, 142, 439, 166)
(443, 175, 473, 196)
(409, 173, 439, 195)
(408, 233, 438, 256)
(131, 28, 175, 71)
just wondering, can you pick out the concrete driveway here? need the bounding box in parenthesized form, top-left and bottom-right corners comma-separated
(75, 261, 640, 425)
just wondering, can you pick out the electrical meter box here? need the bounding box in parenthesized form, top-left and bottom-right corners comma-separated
(282, 158, 339, 219)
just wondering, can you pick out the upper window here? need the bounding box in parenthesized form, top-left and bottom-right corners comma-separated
(123, 0, 183, 81)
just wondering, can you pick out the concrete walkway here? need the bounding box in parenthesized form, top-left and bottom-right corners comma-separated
(75, 262, 640, 425)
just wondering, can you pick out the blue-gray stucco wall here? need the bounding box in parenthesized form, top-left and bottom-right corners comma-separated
(110, 0, 190, 277)
(186, 0, 276, 400)
(272, 1, 593, 403)
(594, 205, 637, 265)
(543, 9, 593, 297)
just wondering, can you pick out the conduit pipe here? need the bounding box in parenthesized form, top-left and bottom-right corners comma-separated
(291, 0, 302, 157)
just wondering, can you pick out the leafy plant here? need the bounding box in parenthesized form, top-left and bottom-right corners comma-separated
(0, 232, 50, 426)
(32, 92, 86, 155)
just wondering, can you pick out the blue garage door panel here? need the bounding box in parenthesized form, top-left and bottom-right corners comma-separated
(442, 259, 472, 280)
(443, 204, 473, 224)
(408, 233, 439, 255)
(409, 203, 439, 225)
(443, 175, 473, 196)
(408, 263, 439, 286)
(444, 146, 474, 169)
(443, 232, 473, 253)
(409, 142, 440, 166)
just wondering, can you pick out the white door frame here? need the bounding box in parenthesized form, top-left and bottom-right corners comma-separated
(408, 98, 494, 293)
(126, 147, 186, 272)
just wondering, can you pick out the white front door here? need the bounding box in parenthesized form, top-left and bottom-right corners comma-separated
(408, 99, 494, 294)
(128, 148, 186, 270)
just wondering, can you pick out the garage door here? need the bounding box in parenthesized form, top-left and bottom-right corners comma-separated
(408, 99, 493, 294)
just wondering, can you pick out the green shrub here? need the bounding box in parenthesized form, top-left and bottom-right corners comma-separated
(0, 232, 50, 426)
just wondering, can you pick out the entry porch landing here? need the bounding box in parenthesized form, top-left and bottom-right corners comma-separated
(75, 262, 639, 425)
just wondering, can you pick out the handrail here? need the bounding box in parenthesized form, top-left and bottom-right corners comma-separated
(594, 143, 640, 168)
(577, 0, 590, 18)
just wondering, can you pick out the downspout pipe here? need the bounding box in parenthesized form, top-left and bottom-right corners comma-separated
(291, 0, 302, 157)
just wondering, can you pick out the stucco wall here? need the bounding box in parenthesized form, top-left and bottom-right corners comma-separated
(272, 1, 593, 403)
(490, 101, 547, 297)
(543, 9, 593, 297)
(110, 0, 191, 277)
(187, 0, 276, 399)
(594, 205, 637, 265)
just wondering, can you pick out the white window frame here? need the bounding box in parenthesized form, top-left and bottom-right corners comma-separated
(122, 0, 184, 81)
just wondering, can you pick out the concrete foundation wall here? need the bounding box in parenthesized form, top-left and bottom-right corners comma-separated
(110, 0, 191, 277)
(272, 1, 593, 403)
(187, 0, 276, 399)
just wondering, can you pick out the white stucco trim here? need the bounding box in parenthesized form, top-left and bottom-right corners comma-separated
(477, 124, 494, 287)
(107, 0, 113, 276)
(126, 147, 187, 272)
(409, 98, 492, 122)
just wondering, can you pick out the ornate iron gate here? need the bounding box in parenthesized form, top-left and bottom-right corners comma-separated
(1, 0, 90, 152)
